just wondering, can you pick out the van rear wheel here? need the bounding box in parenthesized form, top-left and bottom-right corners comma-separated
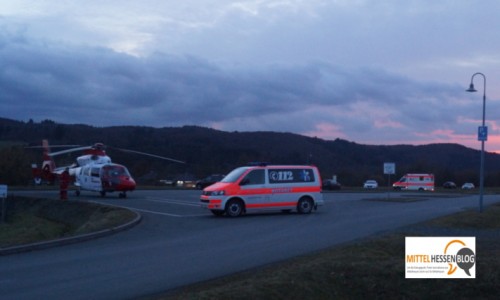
(297, 197, 313, 214)
(225, 199, 244, 217)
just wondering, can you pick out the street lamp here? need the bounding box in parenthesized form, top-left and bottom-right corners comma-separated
(466, 72, 486, 213)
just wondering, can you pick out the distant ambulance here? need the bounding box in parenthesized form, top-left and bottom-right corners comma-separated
(392, 173, 434, 191)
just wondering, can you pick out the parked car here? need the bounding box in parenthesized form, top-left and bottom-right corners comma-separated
(443, 181, 457, 189)
(363, 180, 378, 189)
(322, 179, 341, 190)
(462, 182, 475, 190)
(195, 174, 225, 189)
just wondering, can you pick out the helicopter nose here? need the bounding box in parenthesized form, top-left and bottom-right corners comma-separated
(120, 177, 136, 190)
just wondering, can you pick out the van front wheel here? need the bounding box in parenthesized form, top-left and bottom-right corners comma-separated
(225, 199, 244, 217)
(297, 197, 313, 214)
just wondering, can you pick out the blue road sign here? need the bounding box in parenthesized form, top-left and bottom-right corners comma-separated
(478, 126, 488, 141)
(384, 162, 395, 175)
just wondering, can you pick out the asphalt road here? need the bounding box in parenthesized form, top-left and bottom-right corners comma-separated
(1, 189, 499, 300)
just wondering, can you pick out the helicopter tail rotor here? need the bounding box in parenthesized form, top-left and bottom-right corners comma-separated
(31, 139, 59, 184)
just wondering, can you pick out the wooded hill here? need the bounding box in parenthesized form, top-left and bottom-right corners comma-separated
(1, 117, 500, 187)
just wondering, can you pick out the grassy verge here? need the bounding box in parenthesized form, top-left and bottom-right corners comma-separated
(156, 203, 500, 300)
(0, 196, 137, 248)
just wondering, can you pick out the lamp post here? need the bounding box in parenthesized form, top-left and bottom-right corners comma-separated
(466, 72, 486, 213)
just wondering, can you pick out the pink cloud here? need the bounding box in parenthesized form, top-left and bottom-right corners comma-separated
(303, 122, 347, 140)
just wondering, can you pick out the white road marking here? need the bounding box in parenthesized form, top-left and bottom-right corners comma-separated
(126, 207, 185, 217)
(144, 197, 201, 207)
(110, 204, 207, 217)
(89, 199, 206, 218)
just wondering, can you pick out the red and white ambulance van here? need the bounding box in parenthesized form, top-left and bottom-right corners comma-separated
(200, 164, 324, 217)
(392, 173, 435, 191)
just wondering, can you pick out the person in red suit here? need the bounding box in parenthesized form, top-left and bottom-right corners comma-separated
(59, 168, 70, 200)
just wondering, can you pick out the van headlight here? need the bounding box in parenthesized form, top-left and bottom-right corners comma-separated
(210, 190, 225, 196)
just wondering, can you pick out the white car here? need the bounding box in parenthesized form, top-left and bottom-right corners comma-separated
(462, 183, 475, 190)
(363, 180, 378, 189)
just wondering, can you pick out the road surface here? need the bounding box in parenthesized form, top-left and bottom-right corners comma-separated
(1, 189, 497, 299)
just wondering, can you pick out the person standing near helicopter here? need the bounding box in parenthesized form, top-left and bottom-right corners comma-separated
(59, 168, 70, 200)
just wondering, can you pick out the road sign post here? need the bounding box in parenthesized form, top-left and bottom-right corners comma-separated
(384, 163, 395, 200)
(0, 185, 7, 223)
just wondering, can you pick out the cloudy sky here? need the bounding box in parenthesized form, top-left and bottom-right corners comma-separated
(1, 1, 499, 151)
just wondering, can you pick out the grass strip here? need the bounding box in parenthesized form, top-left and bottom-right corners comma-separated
(0, 197, 136, 248)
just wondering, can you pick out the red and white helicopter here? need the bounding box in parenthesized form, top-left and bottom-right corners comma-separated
(31, 140, 185, 198)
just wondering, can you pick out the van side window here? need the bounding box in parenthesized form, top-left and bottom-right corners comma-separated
(269, 169, 315, 183)
(241, 169, 265, 185)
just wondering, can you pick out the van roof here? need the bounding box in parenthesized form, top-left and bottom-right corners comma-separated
(405, 173, 434, 176)
(246, 164, 317, 169)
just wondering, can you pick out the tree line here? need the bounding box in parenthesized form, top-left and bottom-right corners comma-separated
(1, 117, 500, 187)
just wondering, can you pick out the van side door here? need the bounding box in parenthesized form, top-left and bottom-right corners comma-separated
(239, 169, 269, 207)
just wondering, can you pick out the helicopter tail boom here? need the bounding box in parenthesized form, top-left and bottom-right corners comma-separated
(32, 139, 58, 184)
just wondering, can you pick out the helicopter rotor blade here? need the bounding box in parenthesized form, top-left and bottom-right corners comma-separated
(27, 140, 185, 164)
(25, 144, 81, 149)
(114, 148, 186, 164)
(49, 146, 93, 157)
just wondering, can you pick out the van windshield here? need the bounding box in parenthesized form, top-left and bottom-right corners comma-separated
(222, 167, 250, 183)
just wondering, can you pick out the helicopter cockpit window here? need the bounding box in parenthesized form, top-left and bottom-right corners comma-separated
(103, 165, 130, 177)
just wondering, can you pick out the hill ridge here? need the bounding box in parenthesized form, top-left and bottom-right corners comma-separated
(0, 117, 498, 187)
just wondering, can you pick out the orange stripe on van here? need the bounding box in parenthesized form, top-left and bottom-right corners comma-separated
(246, 202, 297, 209)
(239, 188, 272, 195)
(207, 199, 222, 209)
(290, 186, 321, 193)
(240, 187, 319, 195)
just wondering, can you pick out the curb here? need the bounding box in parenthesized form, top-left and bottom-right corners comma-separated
(0, 210, 142, 256)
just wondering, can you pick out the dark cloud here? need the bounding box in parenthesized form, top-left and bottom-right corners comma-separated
(0, 30, 487, 148)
